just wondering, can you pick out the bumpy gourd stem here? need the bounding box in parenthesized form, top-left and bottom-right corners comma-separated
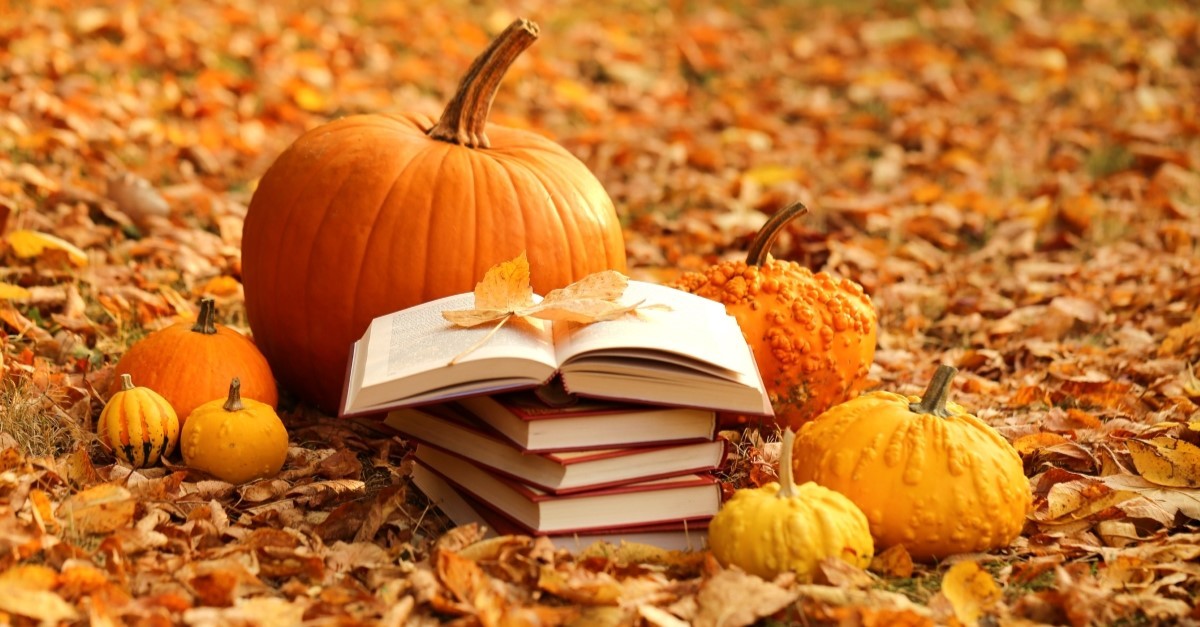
(426, 19, 539, 149)
(746, 201, 810, 267)
(119, 373, 134, 392)
(910, 365, 958, 418)
(223, 377, 244, 412)
(191, 298, 218, 335)
(777, 429, 798, 498)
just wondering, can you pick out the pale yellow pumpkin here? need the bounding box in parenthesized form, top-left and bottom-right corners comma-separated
(707, 429, 874, 581)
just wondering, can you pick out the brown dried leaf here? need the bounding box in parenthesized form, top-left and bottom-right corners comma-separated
(688, 568, 798, 627)
(57, 483, 136, 535)
(0, 586, 79, 624)
(870, 544, 914, 578)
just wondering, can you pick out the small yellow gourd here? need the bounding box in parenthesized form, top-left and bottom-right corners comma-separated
(792, 365, 1032, 560)
(97, 374, 180, 468)
(707, 429, 874, 581)
(181, 377, 288, 484)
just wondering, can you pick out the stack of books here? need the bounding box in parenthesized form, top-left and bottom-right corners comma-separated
(340, 280, 774, 551)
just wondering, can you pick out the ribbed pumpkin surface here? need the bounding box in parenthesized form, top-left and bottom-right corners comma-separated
(241, 23, 627, 414)
(98, 375, 180, 468)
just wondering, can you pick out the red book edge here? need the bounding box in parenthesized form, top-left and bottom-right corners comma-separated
(408, 433, 729, 495)
(414, 444, 722, 502)
(414, 460, 717, 539)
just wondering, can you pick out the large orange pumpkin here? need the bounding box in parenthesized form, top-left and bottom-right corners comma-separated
(241, 19, 627, 413)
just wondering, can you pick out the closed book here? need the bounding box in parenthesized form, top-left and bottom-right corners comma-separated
(453, 388, 717, 452)
(383, 406, 728, 493)
(413, 445, 722, 534)
(411, 463, 710, 552)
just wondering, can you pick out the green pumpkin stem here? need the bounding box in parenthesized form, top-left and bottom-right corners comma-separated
(426, 19, 539, 149)
(910, 365, 958, 418)
(777, 429, 797, 499)
(223, 377, 244, 412)
(191, 298, 218, 335)
(119, 373, 135, 392)
(745, 201, 810, 267)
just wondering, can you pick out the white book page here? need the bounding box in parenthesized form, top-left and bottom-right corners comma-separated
(552, 281, 757, 378)
(359, 293, 557, 390)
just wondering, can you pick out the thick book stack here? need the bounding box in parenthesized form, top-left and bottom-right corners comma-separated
(341, 279, 774, 551)
(383, 387, 728, 551)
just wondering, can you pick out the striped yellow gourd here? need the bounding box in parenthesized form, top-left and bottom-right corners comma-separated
(97, 374, 180, 468)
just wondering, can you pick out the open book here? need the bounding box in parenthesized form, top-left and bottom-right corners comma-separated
(340, 281, 772, 417)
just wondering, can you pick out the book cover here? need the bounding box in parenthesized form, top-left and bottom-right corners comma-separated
(413, 444, 722, 534)
(411, 463, 711, 553)
(381, 405, 727, 493)
(453, 386, 718, 453)
(339, 281, 773, 418)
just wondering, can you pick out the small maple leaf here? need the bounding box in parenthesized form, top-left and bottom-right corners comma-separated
(441, 252, 663, 363)
(442, 252, 536, 328)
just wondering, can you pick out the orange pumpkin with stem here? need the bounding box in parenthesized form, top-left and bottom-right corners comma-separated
(241, 19, 627, 413)
(671, 202, 876, 430)
(111, 298, 278, 423)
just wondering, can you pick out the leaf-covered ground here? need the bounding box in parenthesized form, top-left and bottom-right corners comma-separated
(2, 0, 1199, 624)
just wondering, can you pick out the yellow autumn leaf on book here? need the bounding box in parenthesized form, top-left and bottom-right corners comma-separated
(5, 230, 88, 267)
(441, 252, 662, 364)
(442, 251, 646, 328)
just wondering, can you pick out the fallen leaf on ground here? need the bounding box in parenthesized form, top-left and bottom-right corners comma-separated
(938, 561, 1001, 626)
(5, 230, 88, 267)
(1126, 437, 1200, 488)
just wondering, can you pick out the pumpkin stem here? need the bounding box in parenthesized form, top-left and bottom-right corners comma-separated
(745, 202, 810, 267)
(192, 298, 218, 335)
(426, 19, 539, 149)
(910, 365, 958, 418)
(777, 429, 798, 499)
(223, 377, 244, 412)
(119, 373, 135, 392)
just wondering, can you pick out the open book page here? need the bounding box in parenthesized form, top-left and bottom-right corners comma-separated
(551, 281, 757, 381)
(344, 293, 558, 414)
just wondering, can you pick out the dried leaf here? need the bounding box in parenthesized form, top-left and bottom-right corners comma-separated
(938, 561, 1001, 626)
(869, 544, 914, 578)
(57, 483, 136, 535)
(0, 283, 31, 300)
(0, 586, 79, 624)
(442, 252, 660, 363)
(688, 568, 798, 627)
(5, 230, 88, 267)
(1126, 437, 1200, 488)
(442, 251, 535, 327)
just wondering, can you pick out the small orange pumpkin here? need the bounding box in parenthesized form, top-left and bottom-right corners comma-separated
(672, 202, 877, 430)
(241, 19, 628, 413)
(97, 374, 180, 468)
(181, 377, 289, 485)
(112, 298, 278, 423)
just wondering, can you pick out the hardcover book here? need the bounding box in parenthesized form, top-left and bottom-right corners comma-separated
(451, 387, 718, 452)
(339, 280, 772, 417)
(413, 444, 722, 534)
(411, 463, 711, 552)
(382, 405, 727, 492)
